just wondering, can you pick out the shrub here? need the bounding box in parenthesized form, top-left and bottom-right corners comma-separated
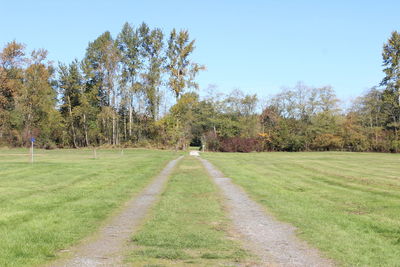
(202, 131, 220, 151)
(312, 133, 343, 151)
(344, 133, 369, 152)
(218, 137, 261, 152)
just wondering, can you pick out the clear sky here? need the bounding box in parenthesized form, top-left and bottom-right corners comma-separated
(1, 0, 400, 103)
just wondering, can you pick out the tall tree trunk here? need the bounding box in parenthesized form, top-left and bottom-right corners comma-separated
(102, 117, 109, 145)
(116, 118, 119, 145)
(124, 113, 127, 142)
(67, 96, 77, 148)
(129, 104, 132, 138)
(83, 113, 89, 147)
(155, 88, 160, 120)
(138, 95, 142, 141)
(112, 113, 116, 145)
(393, 115, 398, 139)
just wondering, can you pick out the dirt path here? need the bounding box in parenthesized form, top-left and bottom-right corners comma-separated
(198, 157, 334, 267)
(50, 156, 183, 267)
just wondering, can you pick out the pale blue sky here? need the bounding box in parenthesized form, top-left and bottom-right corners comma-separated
(1, 0, 399, 103)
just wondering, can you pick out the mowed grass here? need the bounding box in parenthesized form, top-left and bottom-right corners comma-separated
(203, 152, 400, 266)
(0, 148, 178, 267)
(128, 156, 251, 266)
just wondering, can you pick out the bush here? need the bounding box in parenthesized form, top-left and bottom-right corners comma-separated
(202, 131, 220, 151)
(389, 140, 400, 153)
(43, 142, 57, 150)
(344, 133, 369, 152)
(218, 137, 261, 152)
(312, 133, 343, 151)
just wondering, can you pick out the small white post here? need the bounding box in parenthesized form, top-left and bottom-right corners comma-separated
(93, 147, 97, 159)
(31, 140, 34, 163)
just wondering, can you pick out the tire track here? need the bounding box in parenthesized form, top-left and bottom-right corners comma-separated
(49, 156, 183, 267)
(198, 157, 334, 267)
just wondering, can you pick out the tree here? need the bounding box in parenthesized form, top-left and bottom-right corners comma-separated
(58, 60, 81, 147)
(381, 32, 400, 145)
(0, 41, 25, 144)
(17, 49, 60, 146)
(117, 22, 142, 139)
(381, 31, 400, 105)
(139, 24, 165, 120)
(351, 87, 386, 150)
(222, 89, 259, 138)
(83, 32, 121, 145)
(169, 92, 199, 149)
(166, 29, 204, 98)
(57, 60, 97, 147)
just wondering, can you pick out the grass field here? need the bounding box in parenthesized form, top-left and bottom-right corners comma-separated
(2, 149, 400, 266)
(0, 148, 178, 267)
(127, 156, 251, 266)
(204, 152, 400, 266)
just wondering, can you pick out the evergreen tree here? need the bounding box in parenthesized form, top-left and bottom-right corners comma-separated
(381, 31, 400, 105)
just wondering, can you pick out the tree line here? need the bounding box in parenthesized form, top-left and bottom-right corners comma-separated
(1, 25, 400, 152)
(0, 22, 203, 148)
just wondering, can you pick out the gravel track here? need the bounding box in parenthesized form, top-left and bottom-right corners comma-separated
(49, 156, 183, 267)
(198, 157, 334, 267)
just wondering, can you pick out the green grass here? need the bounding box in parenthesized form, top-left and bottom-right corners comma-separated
(0, 148, 178, 267)
(128, 156, 251, 266)
(203, 151, 400, 266)
(4, 149, 398, 266)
